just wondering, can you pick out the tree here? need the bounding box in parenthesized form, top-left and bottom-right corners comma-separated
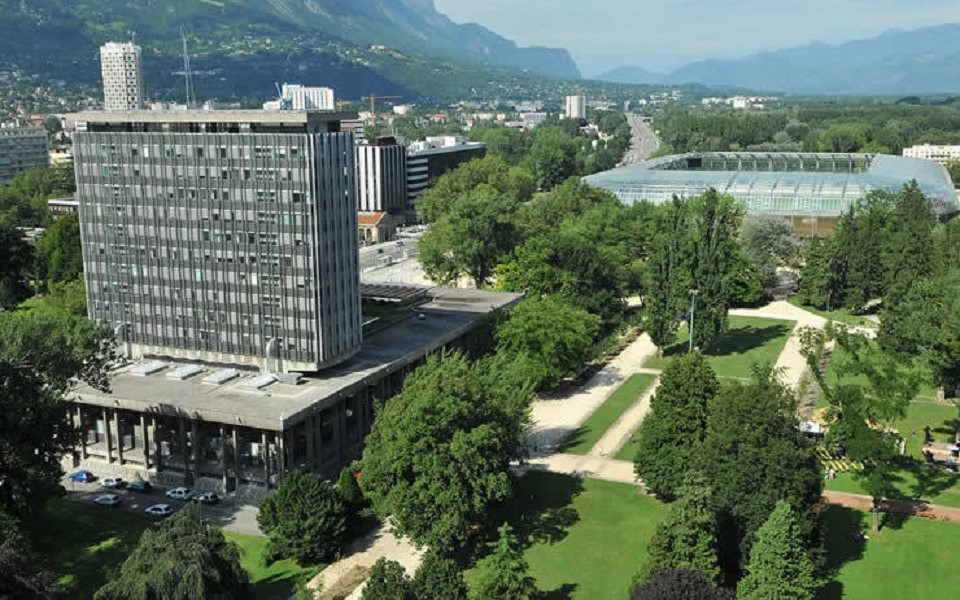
(337, 466, 364, 511)
(360, 353, 532, 551)
(737, 501, 819, 600)
(0, 312, 115, 518)
(796, 237, 841, 310)
(35, 212, 83, 285)
(740, 216, 798, 297)
(412, 552, 468, 600)
(700, 367, 822, 571)
(17, 279, 87, 317)
(495, 296, 601, 389)
(631, 569, 733, 600)
(416, 156, 534, 224)
(637, 473, 721, 585)
(257, 470, 347, 564)
(94, 506, 250, 600)
(818, 124, 868, 153)
(687, 189, 742, 350)
(643, 197, 691, 350)
(0, 532, 65, 600)
(881, 181, 936, 308)
(470, 523, 539, 600)
(418, 185, 521, 287)
(361, 558, 413, 600)
(634, 352, 719, 499)
(0, 216, 34, 309)
(525, 127, 578, 190)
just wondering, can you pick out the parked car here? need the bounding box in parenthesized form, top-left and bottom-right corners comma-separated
(125, 479, 152, 493)
(193, 492, 220, 505)
(93, 494, 121, 507)
(144, 504, 174, 517)
(68, 470, 96, 483)
(100, 477, 124, 489)
(165, 487, 194, 501)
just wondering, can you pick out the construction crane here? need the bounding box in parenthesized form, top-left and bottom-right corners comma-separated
(336, 100, 352, 110)
(360, 94, 402, 123)
(273, 83, 292, 110)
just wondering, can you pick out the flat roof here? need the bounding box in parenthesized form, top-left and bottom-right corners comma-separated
(73, 287, 521, 431)
(70, 109, 359, 125)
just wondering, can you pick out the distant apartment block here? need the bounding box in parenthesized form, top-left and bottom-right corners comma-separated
(0, 126, 49, 185)
(282, 84, 335, 111)
(100, 42, 143, 111)
(406, 136, 486, 211)
(903, 144, 960, 168)
(565, 95, 586, 120)
(356, 137, 407, 214)
(72, 110, 362, 373)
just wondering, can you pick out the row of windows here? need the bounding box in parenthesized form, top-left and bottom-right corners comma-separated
(96, 144, 307, 160)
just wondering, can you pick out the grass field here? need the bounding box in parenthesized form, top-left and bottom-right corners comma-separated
(822, 344, 939, 401)
(643, 316, 794, 379)
(479, 472, 666, 600)
(786, 296, 876, 328)
(819, 505, 960, 599)
(561, 374, 657, 455)
(25, 499, 315, 599)
(615, 430, 642, 462)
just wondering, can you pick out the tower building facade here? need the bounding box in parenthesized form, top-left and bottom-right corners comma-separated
(100, 42, 144, 111)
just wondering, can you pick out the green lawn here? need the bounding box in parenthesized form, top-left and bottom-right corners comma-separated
(25, 499, 316, 599)
(472, 472, 667, 599)
(643, 316, 795, 379)
(615, 430, 642, 462)
(786, 296, 876, 328)
(824, 401, 960, 508)
(561, 374, 657, 455)
(819, 505, 960, 599)
(823, 344, 939, 401)
(224, 531, 320, 599)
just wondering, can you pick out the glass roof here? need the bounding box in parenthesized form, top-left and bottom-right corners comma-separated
(583, 152, 958, 217)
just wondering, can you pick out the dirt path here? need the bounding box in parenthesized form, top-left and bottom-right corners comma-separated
(823, 490, 960, 524)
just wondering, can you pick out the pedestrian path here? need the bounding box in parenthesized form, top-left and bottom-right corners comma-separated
(588, 374, 660, 458)
(823, 490, 960, 524)
(731, 301, 825, 390)
(522, 453, 638, 486)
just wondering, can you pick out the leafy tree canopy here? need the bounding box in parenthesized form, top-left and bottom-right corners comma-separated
(631, 568, 733, 600)
(737, 501, 820, 600)
(470, 523, 539, 600)
(361, 558, 413, 600)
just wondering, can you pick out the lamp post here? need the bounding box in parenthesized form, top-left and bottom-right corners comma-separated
(689, 289, 700, 353)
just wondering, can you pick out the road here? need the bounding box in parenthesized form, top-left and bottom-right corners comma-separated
(358, 229, 423, 272)
(621, 114, 661, 165)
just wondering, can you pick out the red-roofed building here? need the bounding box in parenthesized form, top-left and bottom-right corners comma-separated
(358, 211, 397, 245)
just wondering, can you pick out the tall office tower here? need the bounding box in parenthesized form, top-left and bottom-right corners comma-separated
(564, 95, 586, 120)
(356, 137, 406, 214)
(100, 42, 144, 111)
(0, 125, 49, 185)
(72, 110, 362, 373)
(406, 136, 486, 211)
(281, 84, 336, 111)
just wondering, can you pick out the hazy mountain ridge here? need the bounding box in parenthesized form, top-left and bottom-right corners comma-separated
(597, 23, 960, 94)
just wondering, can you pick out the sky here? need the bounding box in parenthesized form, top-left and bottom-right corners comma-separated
(434, 0, 960, 76)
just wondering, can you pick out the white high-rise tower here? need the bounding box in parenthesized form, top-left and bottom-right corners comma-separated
(100, 42, 143, 111)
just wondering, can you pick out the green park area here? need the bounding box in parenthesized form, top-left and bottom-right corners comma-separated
(643, 315, 794, 379)
(561, 373, 657, 455)
(786, 296, 876, 328)
(818, 506, 960, 599)
(25, 500, 314, 600)
(476, 472, 667, 600)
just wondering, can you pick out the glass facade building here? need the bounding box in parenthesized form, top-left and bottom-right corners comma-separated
(584, 152, 959, 222)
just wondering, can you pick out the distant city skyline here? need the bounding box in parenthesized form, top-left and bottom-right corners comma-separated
(435, 0, 960, 76)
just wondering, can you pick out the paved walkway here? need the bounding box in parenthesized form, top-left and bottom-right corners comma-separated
(528, 333, 658, 454)
(522, 454, 638, 485)
(823, 490, 960, 524)
(308, 520, 424, 599)
(731, 301, 826, 390)
(588, 374, 660, 458)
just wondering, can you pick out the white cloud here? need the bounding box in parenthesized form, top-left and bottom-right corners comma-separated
(434, 0, 960, 75)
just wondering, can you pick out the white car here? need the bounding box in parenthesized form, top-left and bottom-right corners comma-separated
(100, 477, 125, 489)
(165, 487, 194, 501)
(144, 503, 174, 517)
(93, 494, 121, 507)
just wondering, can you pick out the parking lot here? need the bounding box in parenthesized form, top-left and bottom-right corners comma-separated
(62, 472, 262, 535)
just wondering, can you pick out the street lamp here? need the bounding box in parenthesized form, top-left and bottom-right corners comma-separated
(688, 289, 700, 353)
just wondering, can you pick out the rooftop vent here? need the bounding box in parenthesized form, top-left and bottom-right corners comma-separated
(202, 368, 240, 386)
(243, 374, 278, 390)
(166, 365, 204, 380)
(130, 360, 167, 376)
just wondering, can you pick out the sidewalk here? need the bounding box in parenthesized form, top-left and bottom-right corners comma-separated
(522, 453, 638, 486)
(588, 374, 660, 458)
(731, 301, 825, 390)
(823, 490, 960, 524)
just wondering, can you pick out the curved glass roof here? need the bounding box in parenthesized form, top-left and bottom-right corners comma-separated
(583, 152, 959, 218)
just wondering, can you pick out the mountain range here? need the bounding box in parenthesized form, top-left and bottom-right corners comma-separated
(597, 23, 960, 95)
(0, 0, 578, 102)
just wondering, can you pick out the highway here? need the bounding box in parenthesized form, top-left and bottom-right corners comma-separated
(621, 114, 661, 165)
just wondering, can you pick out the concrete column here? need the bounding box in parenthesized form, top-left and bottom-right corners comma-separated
(140, 414, 150, 469)
(219, 425, 228, 491)
(113, 410, 124, 465)
(232, 426, 241, 490)
(261, 431, 271, 488)
(333, 403, 343, 465)
(78, 405, 88, 460)
(277, 431, 287, 478)
(152, 417, 162, 472)
(178, 416, 189, 478)
(103, 408, 114, 463)
(305, 415, 316, 472)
